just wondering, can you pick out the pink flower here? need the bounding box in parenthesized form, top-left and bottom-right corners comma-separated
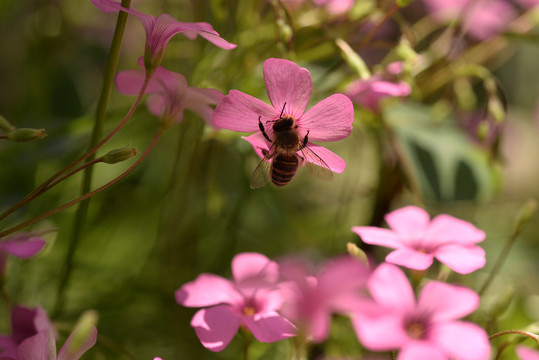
(116, 58, 223, 129)
(352, 206, 486, 274)
(313, 0, 355, 15)
(90, 0, 236, 68)
(0, 233, 46, 278)
(346, 61, 411, 113)
(0, 306, 97, 360)
(422, 0, 516, 40)
(278, 255, 371, 343)
(175, 252, 296, 352)
(517, 345, 539, 360)
(213, 58, 354, 176)
(352, 263, 491, 360)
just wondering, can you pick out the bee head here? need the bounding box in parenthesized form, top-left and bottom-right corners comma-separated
(271, 115, 296, 132)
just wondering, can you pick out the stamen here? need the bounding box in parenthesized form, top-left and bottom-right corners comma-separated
(406, 322, 425, 339)
(243, 306, 256, 316)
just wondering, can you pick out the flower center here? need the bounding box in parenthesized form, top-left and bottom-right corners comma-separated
(242, 306, 256, 317)
(406, 322, 425, 339)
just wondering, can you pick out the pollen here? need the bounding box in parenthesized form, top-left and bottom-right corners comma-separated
(406, 322, 425, 339)
(242, 306, 256, 316)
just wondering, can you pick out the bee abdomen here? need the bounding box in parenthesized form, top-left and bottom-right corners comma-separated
(271, 155, 299, 186)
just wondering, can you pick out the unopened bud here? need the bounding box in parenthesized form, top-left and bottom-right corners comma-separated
(346, 242, 369, 267)
(101, 146, 138, 164)
(512, 199, 537, 234)
(64, 310, 98, 357)
(6, 128, 47, 142)
(0, 115, 15, 132)
(336, 38, 371, 80)
(488, 97, 505, 123)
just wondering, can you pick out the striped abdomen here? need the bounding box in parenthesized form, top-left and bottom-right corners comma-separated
(271, 154, 299, 186)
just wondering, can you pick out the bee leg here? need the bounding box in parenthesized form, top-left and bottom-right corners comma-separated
(258, 116, 272, 143)
(299, 130, 310, 150)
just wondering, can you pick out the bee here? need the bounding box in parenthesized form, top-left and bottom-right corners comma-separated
(250, 103, 333, 189)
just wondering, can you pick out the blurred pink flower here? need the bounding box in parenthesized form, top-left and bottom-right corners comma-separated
(0, 233, 45, 278)
(90, 0, 236, 68)
(422, 0, 516, 40)
(517, 345, 539, 360)
(116, 57, 223, 129)
(352, 263, 490, 360)
(213, 58, 354, 173)
(352, 206, 486, 274)
(0, 306, 96, 360)
(346, 61, 411, 113)
(175, 252, 296, 352)
(278, 255, 371, 343)
(313, 0, 355, 15)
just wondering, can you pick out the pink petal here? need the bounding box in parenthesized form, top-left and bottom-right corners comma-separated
(426, 214, 486, 245)
(16, 329, 56, 360)
(115, 70, 149, 95)
(2, 237, 45, 259)
(434, 244, 486, 274)
(175, 274, 242, 307)
(368, 263, 415, 312)
(243, 312, 296, 343)
(351, 311, 408, 351)
(516, 345, 539, 360)
(399, 341, 446, 360)
(298, 94, 354, 142)
(351, 226, 403, 248)
(263, 58, 312, 118)
(90, 0, 124, 12)
(417, 282, 479, 322)
(213, 90, 279, 132)
(57, 325, 97, 360)
(431, 321, 491, 360)
(184, 88, 224, 127)
(231, 252, 279, 285)
(0, 335, 17, 358)
(146, 93, 167, 118)
(304, 309, 331, 343)
(385, 248, 434, 271)
(303, 142, 346, 173)
(243, 133, 270, 160)
(191, 306, 240, 352)
(384, 206, 431, 238)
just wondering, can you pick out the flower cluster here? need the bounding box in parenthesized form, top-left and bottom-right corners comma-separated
(176, 205, 491, 359)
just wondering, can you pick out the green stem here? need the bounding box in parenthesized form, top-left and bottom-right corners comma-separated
(489, 329, 539, 342)
(42, 158, 103, 192)
(0, 132, 163, 240)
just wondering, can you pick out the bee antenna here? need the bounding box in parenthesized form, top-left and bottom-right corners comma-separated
(279, 102, 287, 118)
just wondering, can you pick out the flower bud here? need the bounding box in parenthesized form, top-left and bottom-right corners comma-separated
(62, 310, 98, 357)
(512, 198, 537, 234)
(0, 115, 15, 132)
(6, 128, 47, 142)
(101, 146, 138, 164)
(346, 242, 369, 267)
(336, 38, 371, 80)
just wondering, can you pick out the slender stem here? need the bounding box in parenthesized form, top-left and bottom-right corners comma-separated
(358, 3, 400, 50)
(0, 76, 149, 227)
(42, 158, 103, 192)
(0, 132, 163, 240)
(489, 329, 539, 342)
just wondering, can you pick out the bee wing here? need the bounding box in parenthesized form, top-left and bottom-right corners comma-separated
(250, 146, 274, 189)
(299, 145, 334, 181)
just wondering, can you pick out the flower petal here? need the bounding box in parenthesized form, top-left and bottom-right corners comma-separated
(516, 345, 539, 360)
(434, 244, 486, 274)
(368, 263, 415, 312)
(263, 58, 312, 118)
(243, 133, 270, 160)
(175, 274, 242, 307)
(16, 329, 56, 360)
(57, 325, 97, 360)
(384, 206, 431, 239)
(431, 321, 491, 360)
(231, 252, 279, 285)
(426, 214, 485, 245)
(90, 0, 124, 12)
(213, 90, 279, 132)
(184, 87, 223, 127)
(298, 94, 354, 142)
(243, 312, 296, 343)
(417, 282, 479, 322)
(399, 341, 446, 360)
(351, 310, 408, 351)
(190, 306, 240, 352)
(352, 226, 403, 249)
(2, 236, 45, 259)
(385, 248, 434, 271)
(303, 142, 346, 173)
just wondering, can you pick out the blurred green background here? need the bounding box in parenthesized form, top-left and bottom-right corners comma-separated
(1, 0, 539, 359)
